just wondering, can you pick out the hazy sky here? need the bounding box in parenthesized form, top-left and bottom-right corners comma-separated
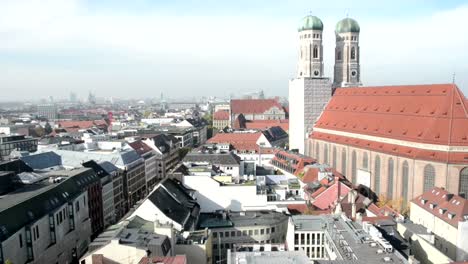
(1, 0, 467, 101)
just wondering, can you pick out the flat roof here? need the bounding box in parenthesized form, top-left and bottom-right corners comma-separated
(229, 250, 310, 264)
(199, 211, 288, 229)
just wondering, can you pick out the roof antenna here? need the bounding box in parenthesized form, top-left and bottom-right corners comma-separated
(452, 72, 456, 84)
(345, 8, 349, 18)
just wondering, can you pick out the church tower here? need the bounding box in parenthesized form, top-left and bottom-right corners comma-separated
(289, 15, 332, 154)
(297, 15, 324, 78)
(333, 17, 362, 88)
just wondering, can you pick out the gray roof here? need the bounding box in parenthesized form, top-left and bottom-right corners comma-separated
(46, 149, 143, 170)
(229, 250, 309, 264)
(199, 211, 288, 229)
(183, 152, 241, 165)
(291, 215, 325, 231)
(20, 151, 62, 170)
(0, 168, 99, 241)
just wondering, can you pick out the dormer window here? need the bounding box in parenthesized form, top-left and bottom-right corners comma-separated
(429, 203, 436, 209)
(448, 213, 456, 219)
(439, 208, 446, 214)
(421, 199, 427, 204)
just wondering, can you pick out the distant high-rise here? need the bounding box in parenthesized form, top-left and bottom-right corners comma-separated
(289, 15, 332, 154)
(37, 103, 58, 121)
(69, 92, 77, 103)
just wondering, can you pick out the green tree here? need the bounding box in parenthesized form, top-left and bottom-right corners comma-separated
(44, 122, 53, 134)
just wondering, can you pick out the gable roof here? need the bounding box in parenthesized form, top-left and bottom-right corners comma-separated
(311, 84, 468, 163)
(207, 132, 264, 152)
(412, 187, 468, 228)
(231, 99, 283, 114)
(146, 179, 200, 231)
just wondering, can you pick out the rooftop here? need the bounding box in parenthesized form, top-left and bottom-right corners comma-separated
(312, 84, 468, 163)
(198, 210, 288, 229)
(231, 99, 283, 115)
(228, 250, 309, 264)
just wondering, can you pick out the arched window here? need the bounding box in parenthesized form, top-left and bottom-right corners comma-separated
(387, 158, 394, 199)
(315, 142, 320, 160)
(341, 149, 347, 176)
(313, 45, 318, 59)
(459, 167, 468, 196)
(324, 144, 329, 164)
(423, 164, 435, 193)
(351, 47, 356, 60)
(337, 50, 342, 61)
(332, 146, 337, 169)
(362, 152, 368, 169)
(402, 161, 409, 206)
(351, 151, 357, 184)
(374, 156, 381, 195)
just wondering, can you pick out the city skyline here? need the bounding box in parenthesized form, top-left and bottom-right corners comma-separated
(1, 0, 468, 101)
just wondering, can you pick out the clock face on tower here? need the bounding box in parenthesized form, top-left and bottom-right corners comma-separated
(314, 70, 319, 76)
(351, 70, 357, 77)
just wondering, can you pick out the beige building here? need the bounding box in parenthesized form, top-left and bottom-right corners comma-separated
(213, 110, 230, 131)
(307, 84, 468, 204)
(409, 187, 468, 262)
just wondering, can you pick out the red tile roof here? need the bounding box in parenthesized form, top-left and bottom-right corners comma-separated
(245, 119, 289, 132)
(412, 187, 468, 228)
(139, 256, 187, 264)
(128, 140, 153, 155)
(58, 120, 108, 129)
(271, 150, 315, 176)
(311, 181, 351, 210)
(231, 99, 283, 114)
(213, 110, 230, 120)
(287, 204, 309, 214)
(311, 84, 468, 163)
(207, 132, 263, 152)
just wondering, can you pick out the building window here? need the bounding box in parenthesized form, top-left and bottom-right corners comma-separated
(231, 231, 235, 237)
(313, 45, 318, 59)
(387, 158, 394, 199)
(75, 201, 80, 212)
(324, 144, 329, 164)
(337, 50, 342, 61)
(423, 164, 435, 192)
(341, 149, 347, 176)
(351, 151, 357, 183)
(19, 234, 23, 248)
(254, 229, 259, 235)
(351, 47, 356, 60)
(374, 155, 381, 195)
(315, 143, 320, 160)
(362, 152, 368, 169)
(261, 229, 265, 235)
(402, 161, 409, 205)
(333, 146, 337, 169)
(459, 167, 468, 196)
(213, 232, 217, 238)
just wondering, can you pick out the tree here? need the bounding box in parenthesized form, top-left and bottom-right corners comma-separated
(44, 122, 53, 135)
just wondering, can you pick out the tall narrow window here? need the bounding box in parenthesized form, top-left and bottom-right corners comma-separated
(332, 146, 337, 169)
(351, 47, 356, 60)
(460, 167, 468, 196)
(362, 152, 368, 169)
(313, 45, 318, 59)
(387, 158, 394, 199)
(374, 156, 381, 195)
(341, 149, 347, 176)
(315, 143, 320, 160)
(324, 144, 329, 164)
(337, 50, 342, 61)
(423, 164, 435, 193)
(351, 151, 357, 183)
(402, 161, 409, 206)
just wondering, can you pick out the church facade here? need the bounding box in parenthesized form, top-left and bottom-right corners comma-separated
(289, 16, 362, 154)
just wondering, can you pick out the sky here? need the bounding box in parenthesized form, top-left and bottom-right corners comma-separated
(1, 0, 467, 101)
